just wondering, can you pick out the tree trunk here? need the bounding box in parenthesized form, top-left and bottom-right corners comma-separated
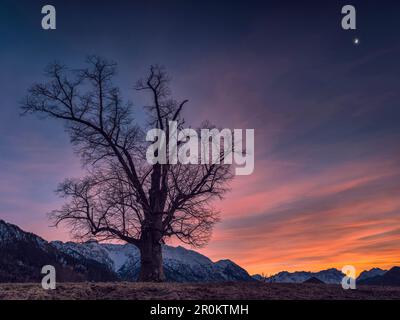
(138, 226, 165, 282)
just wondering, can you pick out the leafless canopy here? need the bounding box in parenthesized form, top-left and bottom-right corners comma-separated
(23, 56, 232, 249)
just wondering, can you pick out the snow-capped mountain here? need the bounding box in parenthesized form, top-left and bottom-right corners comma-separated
(357, 268, 387, 281)
(0, 220, 117, 282)
(262, 268, 345, 284)
(0, 219, 252, 282)
(52, 240, 253, 282)
(358, 267, 400, 286)
(51, 240, 138, 274)
(3, 219, 398, 285)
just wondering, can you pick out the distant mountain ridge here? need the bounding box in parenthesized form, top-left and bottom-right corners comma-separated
(0, 219, 252, 282)
(1, 219, 399, 285)
(52, 240, 253, 282)
(257, 268, 345, 284)
(0, 220, 117, 282)
(252, 267, 392, 285)
(357, 268, 387, 282)
(358, 267, 400, 286)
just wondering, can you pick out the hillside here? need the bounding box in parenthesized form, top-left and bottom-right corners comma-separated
(0, 220, 252, 282)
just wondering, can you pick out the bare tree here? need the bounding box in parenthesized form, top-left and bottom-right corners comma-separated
(22, 56, 232, 281)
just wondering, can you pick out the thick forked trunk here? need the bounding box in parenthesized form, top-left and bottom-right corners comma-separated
(138, 219, 165, 282)
(140, 163, 166, 282)
(138, 238, 165, 282)
(139, 242, 165, 282)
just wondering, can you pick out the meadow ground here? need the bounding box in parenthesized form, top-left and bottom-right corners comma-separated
(1, 282, 400, 300)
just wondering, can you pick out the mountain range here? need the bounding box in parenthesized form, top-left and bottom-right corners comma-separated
(0, 219, 252, 282)
(1, 219, 399, 285)
(256, 268, 345, 284)
(252, 267, 392, 284)
(358, 267, 400, 286)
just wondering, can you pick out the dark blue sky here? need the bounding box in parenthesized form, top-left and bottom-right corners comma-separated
(1, 0, 400, 273)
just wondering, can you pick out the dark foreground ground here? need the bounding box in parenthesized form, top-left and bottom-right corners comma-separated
(1, 282, 400, 300)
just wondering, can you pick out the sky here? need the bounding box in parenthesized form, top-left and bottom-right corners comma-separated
(0, 0, 400, 275)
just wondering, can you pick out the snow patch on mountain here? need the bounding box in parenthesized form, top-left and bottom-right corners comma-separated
(51, 241, 139, 273)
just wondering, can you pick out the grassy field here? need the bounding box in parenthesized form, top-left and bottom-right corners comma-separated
(1, 282, 400, 300)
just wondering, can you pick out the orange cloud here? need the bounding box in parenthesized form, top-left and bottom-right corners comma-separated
(198, 156, 400, 275)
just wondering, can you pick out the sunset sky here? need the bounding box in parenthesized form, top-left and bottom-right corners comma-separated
(1, 0, 400, 275)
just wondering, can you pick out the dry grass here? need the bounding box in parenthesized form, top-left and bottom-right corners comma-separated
(1, 282, 400, 300)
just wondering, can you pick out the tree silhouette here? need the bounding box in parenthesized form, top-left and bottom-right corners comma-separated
(23, 56, 232, 281)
